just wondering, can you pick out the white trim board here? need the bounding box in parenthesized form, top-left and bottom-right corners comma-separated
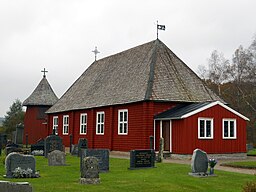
(181, 101, 249, 121)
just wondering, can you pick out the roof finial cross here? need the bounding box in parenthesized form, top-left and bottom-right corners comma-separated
(92, 46, 100, 61)
(41, 68, 48, 78)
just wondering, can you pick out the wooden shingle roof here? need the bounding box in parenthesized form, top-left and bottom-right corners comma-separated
(47, 39, 223, 114)
(23, 77, 58, 106)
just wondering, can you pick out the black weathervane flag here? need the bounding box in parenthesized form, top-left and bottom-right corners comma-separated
(157, 24, 165, 30)
(156, 21, 165, 39)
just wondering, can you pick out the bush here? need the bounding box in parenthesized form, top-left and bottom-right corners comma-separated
(243, 181, 256, 192)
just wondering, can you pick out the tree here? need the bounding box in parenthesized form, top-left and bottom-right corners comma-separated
(3, 99, 25, 134)
(197, 50, 230, 96)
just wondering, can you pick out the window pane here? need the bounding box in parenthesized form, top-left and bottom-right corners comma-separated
(120, 112, 123, 121)
(98, 114, 100, 123)
(206, 120, 211, 137)
(101, 124, 104, 133)
(98, 124, 100, 133)
(230, 121, 234, 137)
(101, 114, 104, 122)
(124, 112, 127, 121)
(120, 123, 123, 133)
(124, 123, 127, 133)
(200, 120, 204, 137)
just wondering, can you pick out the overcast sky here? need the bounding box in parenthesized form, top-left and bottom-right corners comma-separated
(0, 0, 256, 117)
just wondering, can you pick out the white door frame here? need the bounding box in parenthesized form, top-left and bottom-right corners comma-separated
(154, 120, 172, 152)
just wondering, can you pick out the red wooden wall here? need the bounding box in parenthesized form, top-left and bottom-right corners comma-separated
(23, 106, 49, 144)
(170, 104, 247, 154)
(47, 101, 175, 151)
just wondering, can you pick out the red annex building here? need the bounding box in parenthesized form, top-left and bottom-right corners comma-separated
(44, 39, 249, 157)
(23, 70, 58, 144)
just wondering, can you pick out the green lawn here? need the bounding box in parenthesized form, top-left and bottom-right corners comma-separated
(221, 161, 256, 169)
(0, 154, 255, 192)
(247, 149, 256, 156)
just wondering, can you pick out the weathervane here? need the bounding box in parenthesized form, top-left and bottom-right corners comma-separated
(156, 20, 165, 39)
(92, 46, 100, 61)
(41, 68, 48, 78)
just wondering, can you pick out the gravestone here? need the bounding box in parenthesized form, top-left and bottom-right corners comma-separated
(0, 181, 33, 192)
(129, 149, 155, 169)
(71, 144, 78, 156)
(80, 156, 100, 184)
(5, 142, 22, 155)
(189, 148, 208, 177)
(48, 150, 66, 166)
(157, 137, 164, 162)
(80, 149, 109, 172)
(78, 138, 88, 157)
(44, 135, 63, 157)
(31, 139, 45, 156)
(5, 153, 36, 178)
(15, 123, 24, 145)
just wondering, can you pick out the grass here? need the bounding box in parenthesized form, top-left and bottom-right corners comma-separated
(247, 149, 256, 156)
(221, 161, 256, 169)
(0, 154, 255, 192)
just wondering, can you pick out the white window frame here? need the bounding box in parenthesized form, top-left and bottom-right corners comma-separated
(80, 113, 87, 135)
(198, 118, 213, 139)
(63, 115, 69, 135)
(96, 112, 104, 135)
(118, 109, 128, 135)
(223, 118, 237, 139)
(53, 116, 58, 135)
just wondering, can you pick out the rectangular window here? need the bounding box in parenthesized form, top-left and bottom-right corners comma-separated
(63, 115, 69, 135)
(80, 113, 87, 135)
(96, 112, 104, 135)
(223, 119, 236, 139)
(118, 109, 128, 135)
(53, 116, 58, 135)
(198, 118, 213, 139)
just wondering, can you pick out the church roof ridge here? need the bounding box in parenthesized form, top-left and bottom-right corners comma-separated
(46, 39, 223, 114)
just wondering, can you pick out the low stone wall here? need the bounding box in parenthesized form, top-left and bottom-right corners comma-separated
(0, 181, 32, 192)
(170, 153, 247, 160)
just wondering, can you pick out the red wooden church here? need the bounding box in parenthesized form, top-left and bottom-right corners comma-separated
(44, 39, 249, 156)
(23, 70, 58, 144)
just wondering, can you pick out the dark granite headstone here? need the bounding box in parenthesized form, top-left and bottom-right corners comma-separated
(5, 153, 36, 178)
(80, 149, 109, 172)
(190, 148, 208, 175)
(78, 138, 88, 157)
(44, 135, 63, 157)
(80, 156, 100, 184)
(130, 149, 155, 169)
(31, 139, 45, 156)
(48, 150, 66, 166)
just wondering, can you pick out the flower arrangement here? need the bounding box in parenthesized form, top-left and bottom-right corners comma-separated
(208, 158, 217, 168)
(12, 167, 40, 178)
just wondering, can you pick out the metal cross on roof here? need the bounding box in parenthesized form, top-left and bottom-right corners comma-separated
(41, 68, 48, 78)
(92, 46, 100, 61)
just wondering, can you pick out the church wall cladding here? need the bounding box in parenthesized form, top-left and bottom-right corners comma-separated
(171, 105, 247, 154)
(47, 101, 177, 151)
(24, 106, 49, 144)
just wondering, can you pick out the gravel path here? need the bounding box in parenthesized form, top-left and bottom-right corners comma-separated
(110, 151, 256, 175)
